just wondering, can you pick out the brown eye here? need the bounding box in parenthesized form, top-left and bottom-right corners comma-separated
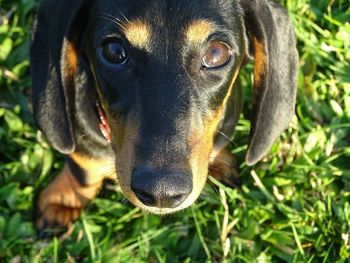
(202, 42, 231, 69)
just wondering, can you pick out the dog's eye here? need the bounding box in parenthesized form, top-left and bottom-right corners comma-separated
(102, 39, 128, 64)
(202, 42, 231, 69)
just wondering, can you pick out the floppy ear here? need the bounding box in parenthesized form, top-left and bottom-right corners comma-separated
(30, 0, 90, 154)
(242, 0, 299, 165)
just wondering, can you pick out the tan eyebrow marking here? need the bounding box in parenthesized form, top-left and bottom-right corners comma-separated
(184, 19, 216, 44)
(122, 19, 151, 48)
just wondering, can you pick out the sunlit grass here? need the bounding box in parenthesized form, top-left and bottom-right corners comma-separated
(1, 0, 350, 261)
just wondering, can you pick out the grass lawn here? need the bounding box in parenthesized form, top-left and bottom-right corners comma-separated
(1, 0, 350, 262)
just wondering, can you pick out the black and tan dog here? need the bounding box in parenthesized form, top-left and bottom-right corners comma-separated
(30, 0, 298, 229)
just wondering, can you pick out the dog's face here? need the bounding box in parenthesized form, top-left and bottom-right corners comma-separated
(31, 0, 298, 214)
(82, 0, 245, 213)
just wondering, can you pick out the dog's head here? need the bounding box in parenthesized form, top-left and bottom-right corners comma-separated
(31, 0, 298, 214)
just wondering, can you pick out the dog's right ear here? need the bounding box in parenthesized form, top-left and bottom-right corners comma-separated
(30, 0, 90, 154)
(241, 0, 299, 165)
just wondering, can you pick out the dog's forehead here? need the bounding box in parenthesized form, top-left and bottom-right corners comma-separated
(93, 0, 230, 19)
(91, 0, 240, 43)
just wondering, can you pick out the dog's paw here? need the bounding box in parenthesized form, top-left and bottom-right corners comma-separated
(35, 177, 84, 232)
(35, 190, 83, 238)
(35, 164, 100, 234)
(209, 149, 240, 187)
(36, 204, 81, 237)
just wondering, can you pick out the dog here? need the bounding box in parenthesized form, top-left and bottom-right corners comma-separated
(30, 0, 298, 229)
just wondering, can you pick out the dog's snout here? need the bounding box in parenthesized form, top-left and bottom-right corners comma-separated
(131, 168, 193, 209)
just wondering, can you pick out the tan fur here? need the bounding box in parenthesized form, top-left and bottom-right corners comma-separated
(186, 68, 241, 203)
(252, 38, 267, 88)
(70, 153, 115, 184)
(123, 20, 151, 49)
(36, 153, 115, 228)
(209, 148, 237, 187)
(184, 19, 216, 45)
(36, 164, 104, 228)
(187, 106, 226, 208)
(62, 39, 78, 80)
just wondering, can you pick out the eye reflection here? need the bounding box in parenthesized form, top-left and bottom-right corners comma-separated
(101, 39, 128, 64)
(202, 42, 231, 69)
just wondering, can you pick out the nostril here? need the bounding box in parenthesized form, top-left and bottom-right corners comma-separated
(134, 191, 156, 207)
(167, 194, 188, 208)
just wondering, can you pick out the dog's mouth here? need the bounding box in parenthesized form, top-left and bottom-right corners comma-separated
(96, 101, 111, 142)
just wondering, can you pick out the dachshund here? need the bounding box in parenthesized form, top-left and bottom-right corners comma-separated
(30, 0, 298, 229)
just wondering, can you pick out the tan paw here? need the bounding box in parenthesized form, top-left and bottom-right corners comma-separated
(36, 204, 82, 229)
(36, 164, 101, 230)
(209, 148, 240, 187)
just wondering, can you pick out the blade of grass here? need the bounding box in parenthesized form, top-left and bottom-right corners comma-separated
(191, 207, 212, 261)
(290, 223, 305, 260)
(82, 218, 96, 261)
(53, 237, 58, 263)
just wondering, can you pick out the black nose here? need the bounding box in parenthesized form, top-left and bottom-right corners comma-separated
(130, 167, 193, 208)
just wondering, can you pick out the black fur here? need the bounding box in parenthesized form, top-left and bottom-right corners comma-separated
(242, 0, 299, 164)
(30, 0, 298, 183)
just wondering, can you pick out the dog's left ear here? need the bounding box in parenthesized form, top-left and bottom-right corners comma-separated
(30, 0, 91, 154)
(241, 0, 299, 165)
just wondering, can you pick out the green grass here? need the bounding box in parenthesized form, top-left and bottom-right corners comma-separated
(1, 0, 350, 262)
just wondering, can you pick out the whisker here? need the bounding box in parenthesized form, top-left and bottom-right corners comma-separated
(216, 130, 238, 147)
(206, 180, 221, 195)
(208, 157, 235, 169)
(209, 167, 229, 178)
(105, 171, 117, 178)
(92, 13, 127, 30)
(120, 197, 129, 204)
(118, 9, 130, 23)
(97, 12, 125, 23)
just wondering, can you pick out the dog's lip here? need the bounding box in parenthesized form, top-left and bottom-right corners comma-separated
(120, 186, 202, 215)
(137, 202, 191, 215)
(96, 101, 111, 142)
